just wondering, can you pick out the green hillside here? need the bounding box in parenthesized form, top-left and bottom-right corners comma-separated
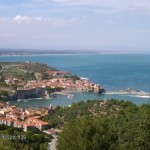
(42, 99, 150, 150)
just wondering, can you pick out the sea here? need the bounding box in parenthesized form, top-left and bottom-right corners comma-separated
(0, 53, 150, 108)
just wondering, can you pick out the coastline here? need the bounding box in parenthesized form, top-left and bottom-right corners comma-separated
(8, 89, 150, 109)
(104, 89, 150, 98)
(14, 88, 150, 103)
(0, 53, 141, 57)
(54, 89, 150, 98)
(15, 90, 80, 102)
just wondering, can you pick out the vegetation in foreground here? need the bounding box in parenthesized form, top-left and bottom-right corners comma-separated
(0, 124, 52, 150)
(43, 99, 150, 150)
(43, 99, 136, 128)
(0, 99, 149, 150)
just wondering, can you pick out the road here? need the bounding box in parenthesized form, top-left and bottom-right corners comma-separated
(49, 135, 57, 150)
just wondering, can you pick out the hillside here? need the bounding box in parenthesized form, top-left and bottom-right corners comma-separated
(0, 61, 57, 81)
(42, 99, 138, 128)
(42, 99, 150, 150)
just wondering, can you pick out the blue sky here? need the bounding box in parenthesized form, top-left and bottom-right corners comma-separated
(0, 0, 150, 52)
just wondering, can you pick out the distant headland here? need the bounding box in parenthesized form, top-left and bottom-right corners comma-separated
(0, 49, 128, 56)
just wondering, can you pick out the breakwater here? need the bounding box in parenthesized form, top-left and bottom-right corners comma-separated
(104, 89, 150, 98)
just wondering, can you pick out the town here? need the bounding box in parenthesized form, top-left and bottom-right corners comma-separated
(14, 77, 101, 100)
(0, 61, 102, 101)
(0, 62, 102, 132)
(0, 102, 52, 132)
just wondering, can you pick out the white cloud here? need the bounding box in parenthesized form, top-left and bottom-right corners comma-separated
(11, 15, 83, 26)
(0, 1, 150, 50)
(13, 15, 42, 24)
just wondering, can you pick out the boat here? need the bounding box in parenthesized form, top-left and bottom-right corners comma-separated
(67, 95, 74, 99)
(6, 101, 10, 105)
(17, 99, 22, 102)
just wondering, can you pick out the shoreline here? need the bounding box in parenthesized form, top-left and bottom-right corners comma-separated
(14, 89, 150, 103)
(53, 90, 80, 95)
(15, 90, 79, 102)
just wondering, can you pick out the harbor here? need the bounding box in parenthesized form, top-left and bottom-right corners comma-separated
(53, 91, 74, 99)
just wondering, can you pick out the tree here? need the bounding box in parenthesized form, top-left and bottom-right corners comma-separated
(57, 116, 117, 150)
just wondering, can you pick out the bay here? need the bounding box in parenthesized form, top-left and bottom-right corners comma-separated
(0, 54, 150, 108)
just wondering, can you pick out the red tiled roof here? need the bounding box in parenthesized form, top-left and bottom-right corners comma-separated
(23, 123, 34, 127)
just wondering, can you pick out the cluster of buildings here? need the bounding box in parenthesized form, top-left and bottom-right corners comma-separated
(3, 66, 102, 100)
(10, 78, 101, 100)
(0, 103, 51, 132)
(19, 78, 100, 93)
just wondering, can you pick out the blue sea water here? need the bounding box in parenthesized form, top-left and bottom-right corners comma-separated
(0, 54, 150, 107)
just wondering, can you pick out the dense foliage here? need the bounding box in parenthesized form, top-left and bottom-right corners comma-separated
(43, 99, 150, 150)
(43, 99, 133, 128)
(64, 75, 80, 81)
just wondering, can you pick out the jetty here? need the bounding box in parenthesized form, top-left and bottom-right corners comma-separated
(104, 89, 150, 97)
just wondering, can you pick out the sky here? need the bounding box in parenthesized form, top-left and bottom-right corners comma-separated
(0, 0, 150, 52)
